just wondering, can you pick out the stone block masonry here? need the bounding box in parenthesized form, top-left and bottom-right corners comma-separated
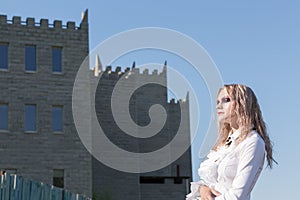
(0, 10, 91, 197)
(0, 9, 193, 199)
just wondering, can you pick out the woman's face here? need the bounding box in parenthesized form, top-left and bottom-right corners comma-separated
(216, 88, 237, 126)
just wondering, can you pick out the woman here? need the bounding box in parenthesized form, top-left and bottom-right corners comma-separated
(186, 84, 276, 200)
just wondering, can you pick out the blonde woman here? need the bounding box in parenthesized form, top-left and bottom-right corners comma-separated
(186, 84, 277, 200)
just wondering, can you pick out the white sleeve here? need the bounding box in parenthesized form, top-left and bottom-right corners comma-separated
(186, 180, 205, 200)
(215, 136, 265, 200)
(186, 151, 218, 200)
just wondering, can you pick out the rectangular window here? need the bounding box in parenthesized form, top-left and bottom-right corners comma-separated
(140, 176, 165, 184)
(52, 47, 62, 73)
(0, 104, 8, 131)
(25, 45, 36, 71)
(0, 43, 8, 70)
(53, 169, 64, 188)
(25, 104, 36, 132)
(52, 106, 63, 132)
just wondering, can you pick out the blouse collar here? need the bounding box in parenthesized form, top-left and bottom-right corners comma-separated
(224, 128, 241, 148)
(230, 128, 241, 141)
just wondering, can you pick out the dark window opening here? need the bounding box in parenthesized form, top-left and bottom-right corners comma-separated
(25, 45, 36, 71)
(140, 176, 165, 184)
(52, 47, 62, 72)
(52, 106, 63, 132)
(174, 177, 183, 184)
(0, 43, 8, 70)
(25, 104, 36, 132)
(0, 104, 8, 130)
(53, 169, 64, 188)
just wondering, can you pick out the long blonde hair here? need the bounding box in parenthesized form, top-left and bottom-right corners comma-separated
(213, 84, 277, 168)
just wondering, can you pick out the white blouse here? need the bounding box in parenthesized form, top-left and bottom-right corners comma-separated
(186, 129, 265, 200)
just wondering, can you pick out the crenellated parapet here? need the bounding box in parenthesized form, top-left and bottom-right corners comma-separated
(93, 65, 167, 81)
(92, 55, 167, 80)
(168, 93, 189, 106)
(0, 9, 88, 30)
(90, 54, 189, 107)
(169, 98, 179, 105)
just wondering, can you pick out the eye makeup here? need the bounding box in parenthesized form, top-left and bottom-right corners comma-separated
(217, 96, 231, 104)
(224, 97, 231, 103)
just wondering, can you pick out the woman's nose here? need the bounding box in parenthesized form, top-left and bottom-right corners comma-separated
(216, 102, 222, 109)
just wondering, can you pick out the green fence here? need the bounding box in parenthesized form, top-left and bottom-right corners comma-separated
(0, 173, 91, 200)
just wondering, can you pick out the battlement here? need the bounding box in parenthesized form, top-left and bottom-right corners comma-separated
(92, 55, 167, 79)
(169, 98, 179, 105)
(0, 9, 88, 30)
(168, 95, 189, 105)
(91, 54, 189, 105)
(93, 65, 166, 81)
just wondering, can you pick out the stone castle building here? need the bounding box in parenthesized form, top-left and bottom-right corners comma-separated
(0, 10, 91, 197)
(90, 60, 192, 199)
(0, 10, 192, 199)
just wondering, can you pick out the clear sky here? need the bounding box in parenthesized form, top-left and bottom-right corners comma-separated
(1, 0, 300, 199)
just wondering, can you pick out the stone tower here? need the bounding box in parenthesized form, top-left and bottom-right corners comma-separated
(0, 11, 92, 196)
(90, 60, 192, 200)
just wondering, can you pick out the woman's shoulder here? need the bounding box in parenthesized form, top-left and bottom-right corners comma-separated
(248, 130, 265, 143)
(238, 130, 265, 151)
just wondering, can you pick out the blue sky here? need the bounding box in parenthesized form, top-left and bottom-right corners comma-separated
(1, 0, 300, 199)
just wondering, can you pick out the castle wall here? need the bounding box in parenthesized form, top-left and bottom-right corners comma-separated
(0, 10, 192, 199)
(0, 12, 92, 196)
(91, 67, 192, 200)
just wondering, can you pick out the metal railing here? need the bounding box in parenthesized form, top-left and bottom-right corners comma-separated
(0, 173, 91, 200)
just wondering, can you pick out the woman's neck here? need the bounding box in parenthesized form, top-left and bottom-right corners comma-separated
(230, 124, 239, 135)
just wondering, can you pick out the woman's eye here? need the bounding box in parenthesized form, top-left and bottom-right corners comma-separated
(224, 97, 231, 102)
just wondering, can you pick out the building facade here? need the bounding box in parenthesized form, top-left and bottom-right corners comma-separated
(0, 11, 92, 197)
(90, 63, 192, 200)
(0, 11, 192, 200)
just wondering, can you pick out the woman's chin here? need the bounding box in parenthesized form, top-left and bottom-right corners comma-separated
(217, 118, 225, 124)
